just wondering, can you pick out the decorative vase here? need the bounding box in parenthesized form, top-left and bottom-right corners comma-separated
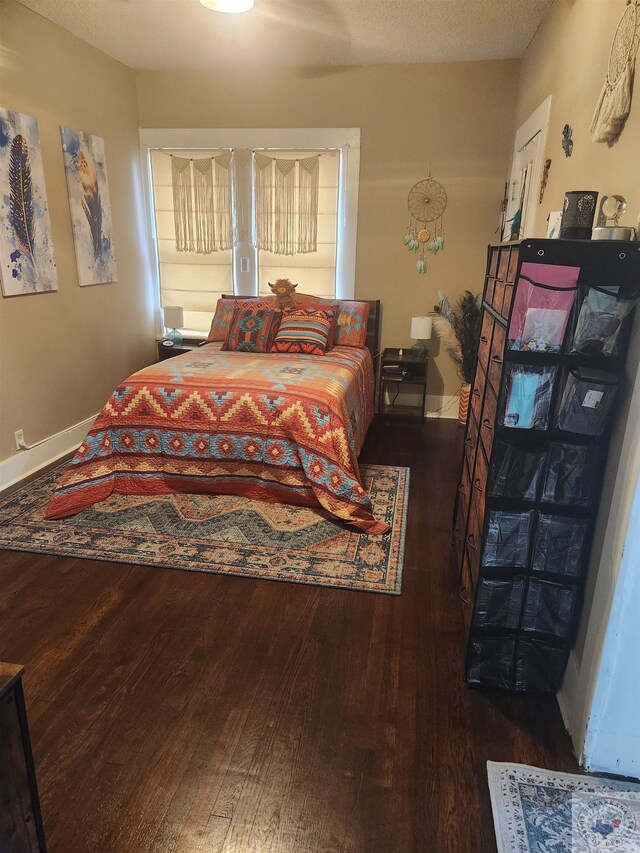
(458, 384, 471, 425)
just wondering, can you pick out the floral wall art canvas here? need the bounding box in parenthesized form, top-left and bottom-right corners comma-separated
(0, 109, 58, 296)
(60, 126, 117, 286)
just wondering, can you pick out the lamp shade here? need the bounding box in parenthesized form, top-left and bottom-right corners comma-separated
(163, 306, 184, 329)
(411, 316, 432, 340)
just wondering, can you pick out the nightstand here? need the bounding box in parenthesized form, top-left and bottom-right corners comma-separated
(157, 340, 202, 361)
(379, 347, 428, 420)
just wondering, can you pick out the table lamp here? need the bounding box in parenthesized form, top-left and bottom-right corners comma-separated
(164, 305, 184, 346)
(410, 316, 432, 358)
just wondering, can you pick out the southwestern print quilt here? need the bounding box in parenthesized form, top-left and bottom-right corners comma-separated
(46, 343, 389, 534)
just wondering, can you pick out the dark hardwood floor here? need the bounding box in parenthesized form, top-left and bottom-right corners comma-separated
(0, 418, 577, 853)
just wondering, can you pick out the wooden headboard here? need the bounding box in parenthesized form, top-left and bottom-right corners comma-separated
(221, 295, 382, 363)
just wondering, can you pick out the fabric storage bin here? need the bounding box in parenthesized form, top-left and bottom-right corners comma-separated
(556, 368, 618, 436)
(466, 637, 515, 689)
(514, 640, 570, 693)
(532, 514, 589, 576)
(571, 285, 637, 357)
(500, 364, 557, 430)
(472, 577, 525, 630)
(482, 510, 533, 568)
(542, 443, 600, 506)
(507, 262, 579, 353)
(489, 440, 545, 501)
(522, 579, 577, 639)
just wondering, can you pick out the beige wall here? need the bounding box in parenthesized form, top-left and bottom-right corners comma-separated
(514, 0, 640, 764)
(0, 0, 155, 464)
(516, 0, 640, 238)
(137, 62, 519, 401)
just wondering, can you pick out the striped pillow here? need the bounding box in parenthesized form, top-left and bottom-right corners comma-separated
(270, 307, 336, 356)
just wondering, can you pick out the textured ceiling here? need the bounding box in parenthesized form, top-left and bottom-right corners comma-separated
(16, 0, 553, 70)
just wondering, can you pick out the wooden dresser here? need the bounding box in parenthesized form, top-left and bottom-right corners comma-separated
(0, 664, 47, 852)
(454, 239, 640, 692)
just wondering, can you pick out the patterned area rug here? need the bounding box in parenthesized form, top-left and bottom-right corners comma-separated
(0, 463, 408, 594)
(488, 762, 640, 852)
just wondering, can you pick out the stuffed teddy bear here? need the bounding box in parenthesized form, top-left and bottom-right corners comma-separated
(269, 278, 298, 312)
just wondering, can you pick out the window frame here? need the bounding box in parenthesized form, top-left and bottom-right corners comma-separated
(140, 128, 361, 337)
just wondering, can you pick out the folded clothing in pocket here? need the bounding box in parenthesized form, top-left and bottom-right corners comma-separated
(501, 365, 557, 430)
(571, 286, 637, 357)
(556, 367, 618, 436)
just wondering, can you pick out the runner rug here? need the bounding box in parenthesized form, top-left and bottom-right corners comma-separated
(488, 761, 640, 852)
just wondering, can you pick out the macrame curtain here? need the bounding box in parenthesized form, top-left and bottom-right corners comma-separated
(171, 152, 232, 253)
(255, 153, 320, 255)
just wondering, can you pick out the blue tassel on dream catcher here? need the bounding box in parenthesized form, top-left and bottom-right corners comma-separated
(405, 174, 448, 275)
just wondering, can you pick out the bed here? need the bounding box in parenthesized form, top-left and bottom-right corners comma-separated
(46, 299, 389, 535)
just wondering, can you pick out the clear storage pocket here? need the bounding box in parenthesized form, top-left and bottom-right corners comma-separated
(500, 364, 557, 430)
(482, 510, 533, 568)
(556, 368, 618, 436)
(522, 579, 577, 639)
(466, 636, 515, 689)
(532, 514, 589, 576)
(473, 577, 525, 630)
(489, 440, 545, 501)
(507, 262, 579, 353)
(571, 286, 637, 357)
(514, 640, 569, 693)
(542, 443, 600, 506)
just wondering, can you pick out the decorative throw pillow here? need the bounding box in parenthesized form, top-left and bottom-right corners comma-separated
(288, 294, 336, 348)
(329, 300, 370, 348)
(206, 297, 274, 343)
(222, 306, 281, 353)
(270, 307, 336, 356)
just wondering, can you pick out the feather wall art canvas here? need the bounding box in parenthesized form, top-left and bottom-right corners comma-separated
(60, 127, 117, 286)
(0, 109, 57, 296)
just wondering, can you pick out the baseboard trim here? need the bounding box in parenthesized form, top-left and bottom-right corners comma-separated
(0, 414, 97, 493)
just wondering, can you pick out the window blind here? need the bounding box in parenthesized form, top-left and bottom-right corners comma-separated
(258, 149, 339, 300)
(151, 149, 232, 334)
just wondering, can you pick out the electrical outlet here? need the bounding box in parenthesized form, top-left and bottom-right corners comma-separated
(14, 429, 25, 451)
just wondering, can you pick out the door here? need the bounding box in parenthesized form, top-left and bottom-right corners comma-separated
(503, 96, 552, 242)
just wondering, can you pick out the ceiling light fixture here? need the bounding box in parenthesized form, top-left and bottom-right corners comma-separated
(198, 0, 254, 12)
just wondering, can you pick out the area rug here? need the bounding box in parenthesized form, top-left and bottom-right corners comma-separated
(488, 762, 640, 852)
(0, 463, 408, 594)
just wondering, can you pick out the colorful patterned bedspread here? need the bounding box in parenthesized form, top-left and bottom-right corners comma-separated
(46, 343, 390, 534)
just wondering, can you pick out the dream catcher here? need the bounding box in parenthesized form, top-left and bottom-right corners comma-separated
(590, 0, 640, 144)
(404, 175, 448, 274)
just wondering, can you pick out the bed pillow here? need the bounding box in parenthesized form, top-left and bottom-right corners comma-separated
(206, 297, 274, 343)
(270, 307, 336, 356)
(329, 300, 370, 348)
(222, 306, 281, 353)
(289, 295, 337, 349)
(286, 296, 370, 348)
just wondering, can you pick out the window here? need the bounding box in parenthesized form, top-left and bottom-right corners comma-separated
(142, 129, 360, 337)
(150, 148, 233, 334)
(256, 149, 339, 301)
